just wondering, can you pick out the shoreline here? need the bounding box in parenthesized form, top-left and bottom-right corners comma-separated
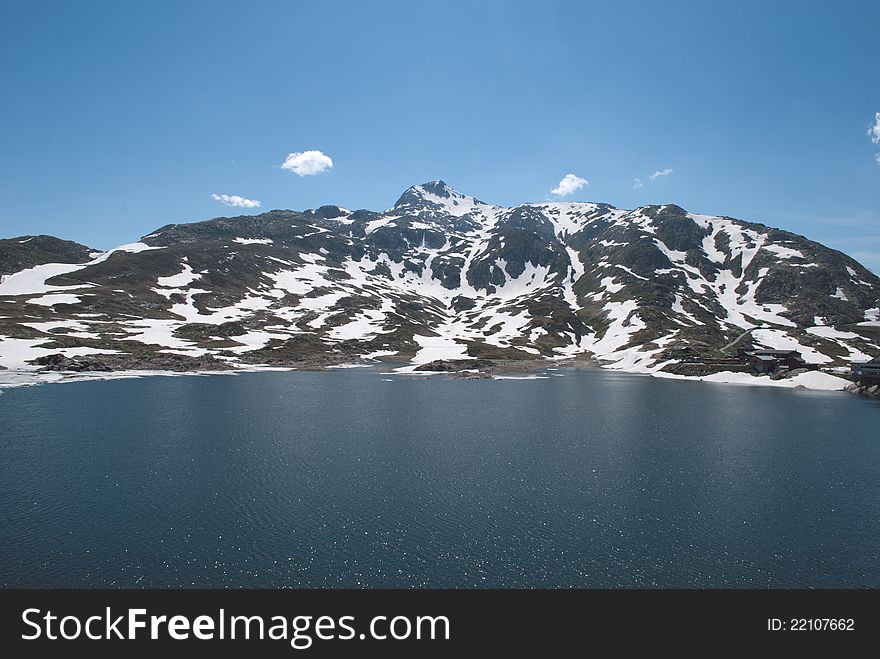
(0, 355, 856, 395)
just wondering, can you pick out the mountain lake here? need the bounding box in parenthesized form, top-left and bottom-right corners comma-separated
(1, 367, 878, 587)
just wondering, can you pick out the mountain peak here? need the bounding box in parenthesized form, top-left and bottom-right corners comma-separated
(392, 180, 488, 216)
(417, 180, 454, 197)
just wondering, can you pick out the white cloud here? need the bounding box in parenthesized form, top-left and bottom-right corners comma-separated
(550, 173, 589, 197)
(633, 167, 673, 188)
(212, 193, 261, 208)
(280, 150, 333, 176)
(868, 112, 880, 145)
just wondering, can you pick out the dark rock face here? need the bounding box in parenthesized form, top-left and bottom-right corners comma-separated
(32, 352, 231, 372)
(305, 205, 349, 220)
(1, 181, 879, 377)
(647, 205, 708, 253)
(174, 321, 247, 340)
(415, 359, 495, 372)
(33, 353, 111, 372)
(0, 236, 95, 275)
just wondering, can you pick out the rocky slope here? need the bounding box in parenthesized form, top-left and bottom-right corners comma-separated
(1, 181, 878, 385)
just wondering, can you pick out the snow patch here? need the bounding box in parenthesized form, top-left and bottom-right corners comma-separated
(233, 237, 274, 245)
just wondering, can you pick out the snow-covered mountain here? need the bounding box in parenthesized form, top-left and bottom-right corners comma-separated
(1, 181, 878, 383)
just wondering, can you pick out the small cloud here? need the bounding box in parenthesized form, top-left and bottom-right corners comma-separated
(633, 167, 673, 189)
(280, 150, 333, 176)
(212, 193, 261, 208)
(868, 112, 880, 145)
(550, 173, 589, 197)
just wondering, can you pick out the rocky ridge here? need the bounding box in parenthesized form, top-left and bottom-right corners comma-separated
(1, 181, 878, 387)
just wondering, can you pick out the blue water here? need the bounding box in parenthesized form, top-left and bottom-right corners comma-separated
(1, 368, 878, 588)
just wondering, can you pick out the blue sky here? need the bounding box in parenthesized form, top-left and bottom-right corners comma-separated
(1, 1, 878, 270)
